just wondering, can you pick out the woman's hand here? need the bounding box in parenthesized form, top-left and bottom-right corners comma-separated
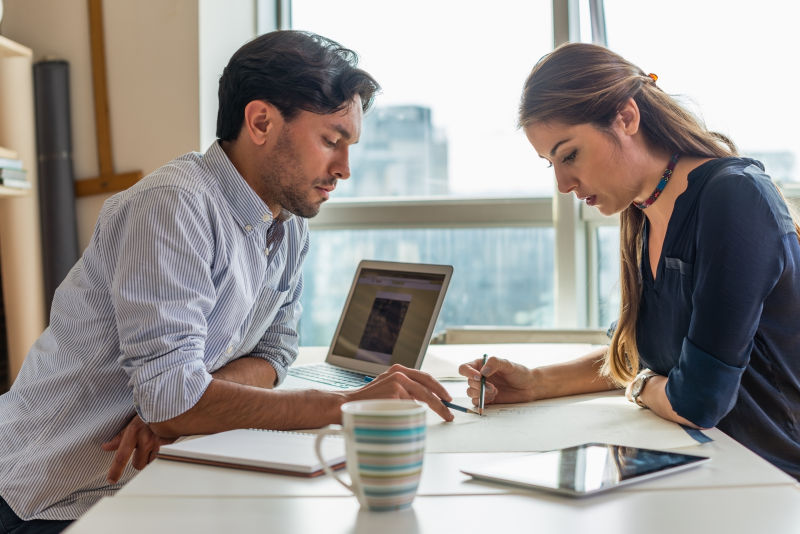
(458, 356, 537, 406)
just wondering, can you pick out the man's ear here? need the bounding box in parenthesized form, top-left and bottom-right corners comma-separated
(243, 100, 278, 146)
(616, 97, 640, 135)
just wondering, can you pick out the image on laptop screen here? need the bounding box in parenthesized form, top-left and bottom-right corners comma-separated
(331, 267, 448, 368)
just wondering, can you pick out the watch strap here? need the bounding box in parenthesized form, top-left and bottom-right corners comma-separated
(632, 370, 656, 408)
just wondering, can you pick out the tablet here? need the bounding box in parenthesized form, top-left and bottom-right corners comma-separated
(461, 443, 710, 497)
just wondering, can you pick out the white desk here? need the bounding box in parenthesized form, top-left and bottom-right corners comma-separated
(113, 426, 794, 501)
(66, 344, 800, 533)
(66, 488, 800, 534)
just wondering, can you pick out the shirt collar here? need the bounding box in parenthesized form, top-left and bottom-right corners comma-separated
(202, 140, 294, 230)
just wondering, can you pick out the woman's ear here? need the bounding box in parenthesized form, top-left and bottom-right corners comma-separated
(616, 97, 640, 135)
(243, 100, 277, 146)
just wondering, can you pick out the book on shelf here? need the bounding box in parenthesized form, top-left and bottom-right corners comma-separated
(0, 177, 31, 190)
(0, 168, 26, 181)
(157, 428, 346, 477)
(0, 157, 23, 170)
(0, 168, 29, 190)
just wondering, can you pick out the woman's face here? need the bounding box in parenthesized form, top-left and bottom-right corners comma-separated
(524, 118, 643, 216)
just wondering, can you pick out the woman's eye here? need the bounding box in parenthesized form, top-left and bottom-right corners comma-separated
(562, 150, 577, 164)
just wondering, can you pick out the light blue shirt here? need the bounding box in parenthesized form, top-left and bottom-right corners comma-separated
(0, 141, 308, 520)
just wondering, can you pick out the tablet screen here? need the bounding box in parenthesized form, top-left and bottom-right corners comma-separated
(462, 443, 710, 496)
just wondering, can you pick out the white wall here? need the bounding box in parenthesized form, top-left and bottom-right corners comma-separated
(198, 0, 256, 151)
(2, 0, 255, 249)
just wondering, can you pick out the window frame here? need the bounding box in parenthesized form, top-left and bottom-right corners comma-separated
(259, 0, 800, 333)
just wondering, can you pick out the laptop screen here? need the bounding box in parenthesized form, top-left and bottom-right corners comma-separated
(329, 264, 451, 370)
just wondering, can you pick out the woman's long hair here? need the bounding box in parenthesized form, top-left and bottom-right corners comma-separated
(519, 43, 740, 385)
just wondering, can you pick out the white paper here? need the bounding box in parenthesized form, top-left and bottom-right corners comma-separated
(426, 393, 700, 452)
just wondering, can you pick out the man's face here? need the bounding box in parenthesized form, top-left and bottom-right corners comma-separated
(257, 95, 363, 218)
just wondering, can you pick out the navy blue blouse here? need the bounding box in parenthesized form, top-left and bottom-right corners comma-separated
(636, 158, 800, 480)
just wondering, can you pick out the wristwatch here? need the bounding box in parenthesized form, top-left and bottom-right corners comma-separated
(630, 369, 657, 408)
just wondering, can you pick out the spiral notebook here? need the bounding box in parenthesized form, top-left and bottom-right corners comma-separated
(157, 428, 346, 477)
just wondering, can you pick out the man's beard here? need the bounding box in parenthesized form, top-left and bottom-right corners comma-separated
(260, 129, 334, 219)
(277, 181, 330, 218)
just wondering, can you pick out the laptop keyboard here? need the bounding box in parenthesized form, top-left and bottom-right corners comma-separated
(287, 364, 369, 388)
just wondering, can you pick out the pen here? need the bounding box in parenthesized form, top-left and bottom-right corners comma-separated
(479, 353, 488, 416)
(442, 399, 480, 415)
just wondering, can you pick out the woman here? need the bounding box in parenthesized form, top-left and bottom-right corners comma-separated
(460, 43, 800, 480)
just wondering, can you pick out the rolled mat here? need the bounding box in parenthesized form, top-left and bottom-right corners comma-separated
(33, 60, 79, 317)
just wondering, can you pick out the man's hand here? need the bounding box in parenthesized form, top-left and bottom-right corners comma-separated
(101, 414, 175, 484)
(342, 364, 455, 422)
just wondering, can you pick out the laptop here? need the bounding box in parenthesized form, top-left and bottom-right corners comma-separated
(285, 260, 453, 389)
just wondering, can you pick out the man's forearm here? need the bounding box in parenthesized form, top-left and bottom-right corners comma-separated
(211, 356, 278, 388)
(149, 378, 344, 438)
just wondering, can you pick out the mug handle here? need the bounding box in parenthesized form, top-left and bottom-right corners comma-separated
(314, 427, 353, 492)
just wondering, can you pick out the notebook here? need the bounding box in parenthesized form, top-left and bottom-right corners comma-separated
(157, 428, 345, 477)
(461, 442, 710, 497)
(286, 260, 453, 388)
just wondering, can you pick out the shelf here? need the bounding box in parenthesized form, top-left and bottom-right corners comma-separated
(0, 34, 46, 384)
(0, 145, 17, 159)
(0, 185, 30, 197)
(0, 35, 32, 59)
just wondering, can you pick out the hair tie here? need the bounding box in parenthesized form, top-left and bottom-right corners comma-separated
(647, 73, 658, 82)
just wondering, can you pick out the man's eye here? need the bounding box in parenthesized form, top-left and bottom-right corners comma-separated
(324, 138, 337, 147)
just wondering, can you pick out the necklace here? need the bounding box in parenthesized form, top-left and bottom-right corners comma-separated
(634, 153, 681, 209)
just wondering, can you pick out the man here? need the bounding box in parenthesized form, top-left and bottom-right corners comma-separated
(0, 30, 453, 532)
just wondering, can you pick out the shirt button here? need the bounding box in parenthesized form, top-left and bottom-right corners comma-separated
(264, 248, 270, 256)
(244, 225, 252, 232)
(226, 346, 233, 354)
(262, 214, 270, 222)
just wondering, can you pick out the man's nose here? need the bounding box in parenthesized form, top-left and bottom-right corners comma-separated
(331, 148, 350, 180)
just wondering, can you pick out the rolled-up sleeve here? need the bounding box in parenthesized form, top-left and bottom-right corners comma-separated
(102, 186, 217, 423)
(666, 338, 746, 427)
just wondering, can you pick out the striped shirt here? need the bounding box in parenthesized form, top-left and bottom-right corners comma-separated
(0, 141, 308, 520)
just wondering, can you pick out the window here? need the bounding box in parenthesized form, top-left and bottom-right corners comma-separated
(301, 227, 554, 346)
(286, 0, 559, 346)
(588, 0, 800, 327)
(292, 0, 554, 198)
(254, 0, 800, 346)
(604, 0, 800, 186)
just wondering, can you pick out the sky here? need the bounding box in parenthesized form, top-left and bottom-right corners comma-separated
(292, 0, 800, 196)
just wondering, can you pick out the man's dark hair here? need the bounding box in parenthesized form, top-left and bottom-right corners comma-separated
(216, 30, 380, 140)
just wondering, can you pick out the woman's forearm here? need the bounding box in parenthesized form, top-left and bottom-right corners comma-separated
(532, 347, 619, 400)
(638, 375, 702, 428)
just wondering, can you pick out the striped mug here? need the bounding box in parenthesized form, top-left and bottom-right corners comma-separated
(315, 399, 426, 511)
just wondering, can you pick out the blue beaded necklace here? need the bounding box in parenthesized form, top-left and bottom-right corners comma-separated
(634, 153, 681, 209)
